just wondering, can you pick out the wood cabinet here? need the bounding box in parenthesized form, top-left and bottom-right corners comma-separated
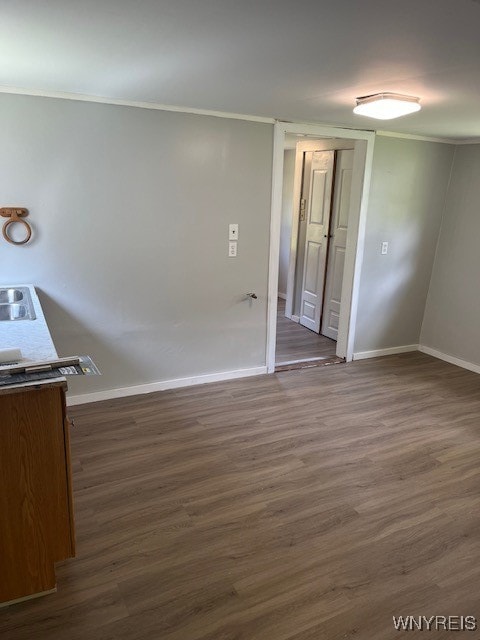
(0, 381, 75, 605)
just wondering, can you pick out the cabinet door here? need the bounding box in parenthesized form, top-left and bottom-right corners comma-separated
(0, 385, 74, 603)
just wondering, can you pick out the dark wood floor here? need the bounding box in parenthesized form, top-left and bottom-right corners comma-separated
(275, 298, 337, 364)
(2, 352, 480, 639)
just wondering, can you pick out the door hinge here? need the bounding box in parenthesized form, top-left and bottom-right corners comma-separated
(299, 198, 306, 221)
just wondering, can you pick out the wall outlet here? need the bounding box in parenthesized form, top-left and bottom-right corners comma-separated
(229, 223, 239, 240)
(228, 241, 237, 257)
(381, 241, 389, 255)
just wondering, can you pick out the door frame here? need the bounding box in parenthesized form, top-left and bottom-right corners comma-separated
(285, 140, 355, 324)
(266, 121, 376, 373)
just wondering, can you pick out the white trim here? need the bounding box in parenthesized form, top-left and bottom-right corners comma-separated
(266, 120, 376, 373)
(266, 124, 286, 373)
(353, 344, 419, 360)
(66, 366, 267, 406)
(1, 87, 478, 143)
(277, 292, 287, 300)
(291, 314, 300, 323)
(376, 130, 456, 145)
(0, 85, 274, 124)
(278, 121, 375, 141)
(418, 345, 480, 375)
(452, 138, 480, 145)
(291, 139, 356, 152)
(377, 131, 480, 146)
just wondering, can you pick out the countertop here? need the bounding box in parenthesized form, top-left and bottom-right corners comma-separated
(0, 284, 65, 393)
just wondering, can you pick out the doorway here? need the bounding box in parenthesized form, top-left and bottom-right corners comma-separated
(275, 296, 340, 369)
(267, 122, 375, 373)
(276, 138, 355, 369)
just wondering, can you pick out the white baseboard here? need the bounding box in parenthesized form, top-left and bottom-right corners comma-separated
(277, 292, 287, 300)
(291, 314, 300, 323)
(353, 344, 419, 360)
(66, 345, 480, 406)
(67, 365, 268, 406)
(418, 345, 480, 375)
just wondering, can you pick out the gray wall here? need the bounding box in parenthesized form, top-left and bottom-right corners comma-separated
(0, 93, 464, 397)
(278, 149, 295, 297)
(0, 94, 273, 396)
(420, 145, 480, 364)
(354, 136, 455, 353)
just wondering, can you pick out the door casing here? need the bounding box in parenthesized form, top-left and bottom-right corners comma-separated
(267, 122, 376, 373)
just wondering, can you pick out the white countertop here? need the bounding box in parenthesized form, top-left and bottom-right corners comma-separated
(0, 283, 60, 377)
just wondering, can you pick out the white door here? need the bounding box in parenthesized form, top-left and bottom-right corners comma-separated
(299, 151, 335, 332)
(321, 149, 354, 340)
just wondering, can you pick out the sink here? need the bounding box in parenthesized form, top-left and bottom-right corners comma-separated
(0, 304, 28, 321)
(0, 288, 24, 303)
(0, 287, 36, 321)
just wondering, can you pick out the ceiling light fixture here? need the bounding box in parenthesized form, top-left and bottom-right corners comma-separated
(353, 92, 421, 120)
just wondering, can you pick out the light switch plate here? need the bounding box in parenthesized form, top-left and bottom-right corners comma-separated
(228, 241, 237, 257)
(229, 223, 239, 240)
(381, 241, 389, 255)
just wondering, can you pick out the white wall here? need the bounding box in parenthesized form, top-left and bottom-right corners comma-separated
(420, 144, 480, 366)
(278, 149, 295, 297)
(0, 94, 273, 398)
(354, 136, 455, 353)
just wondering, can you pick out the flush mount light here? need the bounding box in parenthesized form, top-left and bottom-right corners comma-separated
(353, 92, 421, 120)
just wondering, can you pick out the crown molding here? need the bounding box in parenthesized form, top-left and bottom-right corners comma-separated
(0, 84, 275, 124)
(1, 86, 479, 143)
(376, 130, 457, 144)
(450, 138, 480, 145)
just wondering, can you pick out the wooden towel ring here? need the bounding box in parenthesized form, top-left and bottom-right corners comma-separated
(0, 208, 32, 245)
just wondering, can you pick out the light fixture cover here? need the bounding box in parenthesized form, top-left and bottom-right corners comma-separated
(353, 92, 421, 120)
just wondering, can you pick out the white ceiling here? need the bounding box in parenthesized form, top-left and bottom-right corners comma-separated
(2, 0, 480, 140)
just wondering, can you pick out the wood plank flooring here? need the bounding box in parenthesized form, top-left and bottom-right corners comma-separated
(2, 352, 480, 639)
(275, 298, 337, 364)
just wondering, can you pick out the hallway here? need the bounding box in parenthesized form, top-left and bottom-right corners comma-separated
(275, 298, 337, 365)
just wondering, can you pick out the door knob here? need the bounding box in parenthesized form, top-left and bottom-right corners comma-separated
(246, 292, 257, 299)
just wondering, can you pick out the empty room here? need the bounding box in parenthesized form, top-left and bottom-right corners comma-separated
(1, 1, 480, 638)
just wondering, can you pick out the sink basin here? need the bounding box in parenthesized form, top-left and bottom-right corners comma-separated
(0, 304, 28, 321)
(0, 287, 36, 321)
(0, 288, 24, 303)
